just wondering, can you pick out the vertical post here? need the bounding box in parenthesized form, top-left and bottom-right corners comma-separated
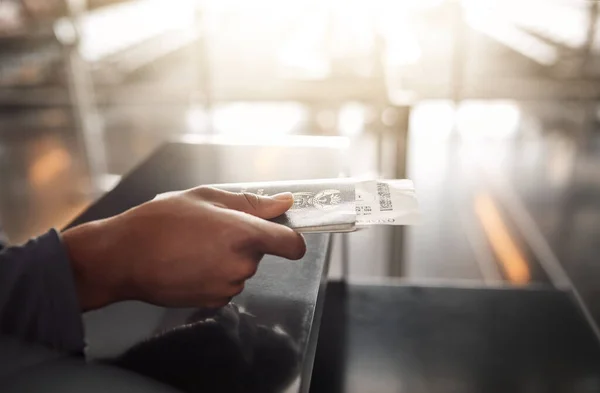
(388, 105, 411, 277)
(193, 4, 214, 133)
(581, 1, 599, 75)
(450, 0, 466, 105)
(0, 222, 8, 247)
(63, 0, 108, 195)
(340, 232, 350, 282)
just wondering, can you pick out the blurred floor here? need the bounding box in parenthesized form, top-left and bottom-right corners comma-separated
(0, 128, 90, 244)
(336, 101, 556, 287)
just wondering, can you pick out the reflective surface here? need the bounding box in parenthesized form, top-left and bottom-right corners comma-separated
(71, 141, 344, 393)
(497, 104, 600, 333)
(311, 282, 600, 393)
(0, 334, 180, 393)
(1, 303, 304, 393)
(113, 304, 302, 393)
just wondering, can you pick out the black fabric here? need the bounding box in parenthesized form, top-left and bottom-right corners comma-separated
(0, 229, 84, 353)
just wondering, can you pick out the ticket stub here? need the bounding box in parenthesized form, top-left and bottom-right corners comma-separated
(355, 179, 420, 226)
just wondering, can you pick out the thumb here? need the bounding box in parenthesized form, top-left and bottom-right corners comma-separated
(191, 187, 294, 219)
(233, 192, 295, 219)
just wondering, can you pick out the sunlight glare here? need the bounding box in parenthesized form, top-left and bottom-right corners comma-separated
(457, 101, 521, 140)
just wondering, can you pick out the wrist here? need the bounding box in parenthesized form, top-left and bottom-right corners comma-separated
(62, 220, 126, 311)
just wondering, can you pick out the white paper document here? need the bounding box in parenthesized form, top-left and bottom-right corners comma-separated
(155, 178, 419, 233)
(355, 179, 420, 227)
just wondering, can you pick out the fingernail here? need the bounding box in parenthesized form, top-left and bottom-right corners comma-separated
(271, 192, 293, 201)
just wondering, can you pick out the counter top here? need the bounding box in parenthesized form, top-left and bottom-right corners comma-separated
(311, 282, 600, 393)
(69, 139, 346, 393)
(6, 281, 600, 393)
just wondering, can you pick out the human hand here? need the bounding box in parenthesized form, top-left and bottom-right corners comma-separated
(62, 187, 306, 311)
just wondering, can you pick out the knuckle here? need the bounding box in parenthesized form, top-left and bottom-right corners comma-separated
(241, 192, 261, 210)
(238, 260, 259, 279)
(191, 185, 211, 195)
(291, 234, 307, 260)
(236, 227, 260, 248)
(190, 186, 220, 199)
(232, 282, 245, 296)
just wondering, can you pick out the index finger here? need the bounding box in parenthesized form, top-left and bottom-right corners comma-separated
(243, 215, 307, 260)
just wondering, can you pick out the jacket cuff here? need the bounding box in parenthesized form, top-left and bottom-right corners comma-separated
(37, 229, 85, 353)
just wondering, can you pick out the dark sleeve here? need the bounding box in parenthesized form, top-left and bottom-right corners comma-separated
(0, 229, 85, 353)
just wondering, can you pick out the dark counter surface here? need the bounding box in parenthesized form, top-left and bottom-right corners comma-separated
(311, 282, 600, 393)
(6, 282, 600, 393)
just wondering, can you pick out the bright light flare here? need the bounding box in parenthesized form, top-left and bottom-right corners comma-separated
(457, 101, 521, 140)
(475, 193, 531, 285)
